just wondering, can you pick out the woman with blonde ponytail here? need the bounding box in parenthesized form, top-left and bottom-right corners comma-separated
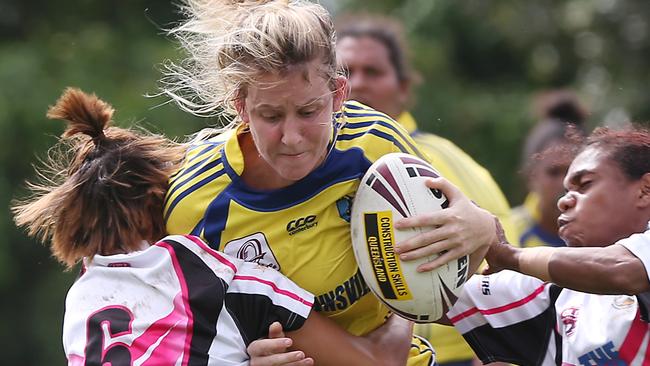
(15, 88, 418, 365)
(162, 1, 500, 365)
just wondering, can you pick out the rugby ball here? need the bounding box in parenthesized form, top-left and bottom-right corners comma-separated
(350, 153, 469, 323)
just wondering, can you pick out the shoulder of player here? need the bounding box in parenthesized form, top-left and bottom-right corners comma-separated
(337, 101, 402, 132)
(163, 146, 231, 233)
(334, 101, 420, 156)
(156, 235, 241, 272)
(177, 138, 226, 175)
(166, 141, 230, 201)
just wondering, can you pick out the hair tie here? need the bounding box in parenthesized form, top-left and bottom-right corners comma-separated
(92, 131, 106, 147)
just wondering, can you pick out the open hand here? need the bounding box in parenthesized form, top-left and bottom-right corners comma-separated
(248, 322, 314, 366)
(394, 178, 497, 272)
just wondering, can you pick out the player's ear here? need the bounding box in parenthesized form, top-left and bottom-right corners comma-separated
(396, 79, 410, 111)
(235, 91, 249, 124)
(637, 172, 650, 209)
(332, 76, 348, 112)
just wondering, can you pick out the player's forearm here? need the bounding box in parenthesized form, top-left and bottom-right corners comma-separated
(363, 314, 412, 365)
(510, 245, 649, 294)
(289, 311, 409, 366)
(546, 245, 649, 294)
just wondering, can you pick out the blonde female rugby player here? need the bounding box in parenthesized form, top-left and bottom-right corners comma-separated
(161, 1, 499, 364)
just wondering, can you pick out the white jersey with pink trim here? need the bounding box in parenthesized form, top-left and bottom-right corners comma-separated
(62, 235, 314, 366)
(449, 269, 650, 365)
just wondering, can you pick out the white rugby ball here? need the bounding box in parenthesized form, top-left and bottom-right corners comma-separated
(351, 152, 469, 323)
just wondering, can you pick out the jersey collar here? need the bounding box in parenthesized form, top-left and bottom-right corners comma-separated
(223, 125, 248, 176)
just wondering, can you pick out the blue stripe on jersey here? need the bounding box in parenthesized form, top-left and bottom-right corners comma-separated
(187, 140, 224, 153)
(342, 120, 427, 159)
(164, 166, 227, 223)
(338, 129, 427, 160)
(173, 154, 217, 182)
(219, 147, 371, 211)
(202, 192, 232, 248)
(186, 143, 224, 164)
(170, 142, 222, 180)
(166, 157, 223, 208)
(344, 103, 366, 110)
(191, 218, 205, 237)
(343, 111, 393, 119)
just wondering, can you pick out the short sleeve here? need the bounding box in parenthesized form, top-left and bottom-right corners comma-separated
(617, 225, 650, 320)
(448, 271, 557, 365)
(617, 227, 650, 283)
(225, 262, 314, 344)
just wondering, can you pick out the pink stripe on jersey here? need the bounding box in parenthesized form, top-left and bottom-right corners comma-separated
(233, 274, 314, 307)
(183, 235, 237, 272)
(136, 294, 189, 365)
(157, 241, 195, 366)
(450, 283, 547, 323)
(68, 353, 84, 365)
(619, 309, 648, 363)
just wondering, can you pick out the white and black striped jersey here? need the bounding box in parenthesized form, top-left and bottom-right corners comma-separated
(62, 235, 314, 366)
(449, 226, 650, 366)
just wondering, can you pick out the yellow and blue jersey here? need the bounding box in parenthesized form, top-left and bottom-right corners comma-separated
(165, 101, 434, 365)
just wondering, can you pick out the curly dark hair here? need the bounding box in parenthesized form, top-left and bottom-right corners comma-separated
(586, 126, 650, 180)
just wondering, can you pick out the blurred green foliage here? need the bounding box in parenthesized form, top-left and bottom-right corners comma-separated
(1, 0, 649, 364)
(336, 0, 650, 197)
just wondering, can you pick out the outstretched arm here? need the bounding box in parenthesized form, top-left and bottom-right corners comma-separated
(248, 312, 412, 366)
(485, 237, 650, 295)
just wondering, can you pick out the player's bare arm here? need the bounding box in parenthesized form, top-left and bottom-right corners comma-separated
(249, 312, 412, 366)
(485, 242, 650, 294)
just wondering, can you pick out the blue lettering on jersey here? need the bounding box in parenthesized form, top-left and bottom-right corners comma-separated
(313, 269, 370, 312)
(336, 196, 352, 222)
(577, 341, 625, 366)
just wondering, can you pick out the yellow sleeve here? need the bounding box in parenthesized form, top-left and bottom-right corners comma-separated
(164, 139, 229, 238)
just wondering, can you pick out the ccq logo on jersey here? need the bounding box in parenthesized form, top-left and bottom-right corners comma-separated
(223, 232, 280, 270)
(286, 215, 318, 236)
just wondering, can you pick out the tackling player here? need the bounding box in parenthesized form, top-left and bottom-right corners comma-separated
(448, 126, 650, 365)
